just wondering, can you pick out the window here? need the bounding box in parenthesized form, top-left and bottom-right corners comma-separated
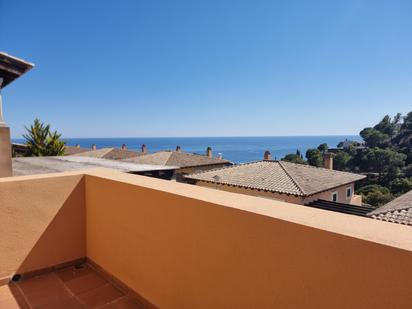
(332, 191, 338, 202)
(346, 187, 352, 199)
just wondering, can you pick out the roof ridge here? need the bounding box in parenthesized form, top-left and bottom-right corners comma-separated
(185, 160, 304, 195)
(102, 148, 115, 156)
(277, 161, 306, 195)
(164, 152, 175, 165)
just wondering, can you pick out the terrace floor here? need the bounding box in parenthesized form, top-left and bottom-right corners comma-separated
(0, 264, 144, 309)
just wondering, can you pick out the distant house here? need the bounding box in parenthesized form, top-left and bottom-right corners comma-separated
(68, 144, 142, 160)
(368, 190, 412, 226)
(123, 146, 231, 181)
(185, 151, 366, 207)
(328, 139, 366, 154)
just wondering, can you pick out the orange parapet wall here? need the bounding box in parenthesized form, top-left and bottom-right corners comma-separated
(0, 173, 85, 278)
(0, 169, 412, 308)
(85, 169, 412, 309)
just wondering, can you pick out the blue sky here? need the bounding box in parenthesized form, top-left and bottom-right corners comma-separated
(1, 0, 411, 138)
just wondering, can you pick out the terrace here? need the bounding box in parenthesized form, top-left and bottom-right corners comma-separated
(1, 168, 412, 308)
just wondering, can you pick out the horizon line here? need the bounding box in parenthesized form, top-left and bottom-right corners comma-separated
(11, 134, 361, 140)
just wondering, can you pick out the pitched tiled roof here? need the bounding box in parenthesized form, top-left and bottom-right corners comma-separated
(368, 190, 412, 226)
(185, 160, 366, 196)
(63, 146, 90, 156)
(124, 151, 231, 168)
(69, 147, 142, 160)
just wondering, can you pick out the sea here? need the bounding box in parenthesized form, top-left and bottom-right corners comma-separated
(12, 136, 361, 164)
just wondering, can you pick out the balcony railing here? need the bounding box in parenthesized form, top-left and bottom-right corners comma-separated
(1, 168, 412, 308)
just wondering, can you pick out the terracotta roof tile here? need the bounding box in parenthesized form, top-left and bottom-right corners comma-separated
(69, 148, 142, 160)
(185, 160, 366, 196)
(63, 146, 90, 156)
(124, 151, 230, 168)
(368, 190, 412, 226)
(278, 161, 366, 195)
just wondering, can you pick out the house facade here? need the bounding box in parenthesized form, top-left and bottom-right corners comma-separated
(195, 180, 362, 206)
(185, 153, 366, 206)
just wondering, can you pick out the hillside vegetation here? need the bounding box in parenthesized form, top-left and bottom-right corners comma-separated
(282, 111, 412, 207)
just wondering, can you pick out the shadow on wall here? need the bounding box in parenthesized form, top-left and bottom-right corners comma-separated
(0, 175, 86, 279)
(16, 178, 86, 275)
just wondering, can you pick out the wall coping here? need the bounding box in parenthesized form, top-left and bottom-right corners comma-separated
(2, 168, 411, 252)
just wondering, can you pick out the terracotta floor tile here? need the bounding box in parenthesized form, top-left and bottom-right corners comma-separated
(18, 273, 73, 308)
(77, 283, 124, 308)
(17, 273, 64, 295)
(100, 296, 145, 308)
(24, 287, 72, 308)
(56, 265, 93, 282)
(6, 267, 142, 309)
(64, 272, 107, 295)
(37, 296, 85, 309)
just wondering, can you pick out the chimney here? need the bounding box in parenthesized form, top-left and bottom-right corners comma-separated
(176, 145, 181, 152)
(206, 146, 212, 158)
(324, 153, 333, 169)
(217, 153, 223, 159)
(141, 144, 147, 154)
(264, 150, 271, 160)
(121, 144, 127, 150)
(91, 144, 96, 151)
